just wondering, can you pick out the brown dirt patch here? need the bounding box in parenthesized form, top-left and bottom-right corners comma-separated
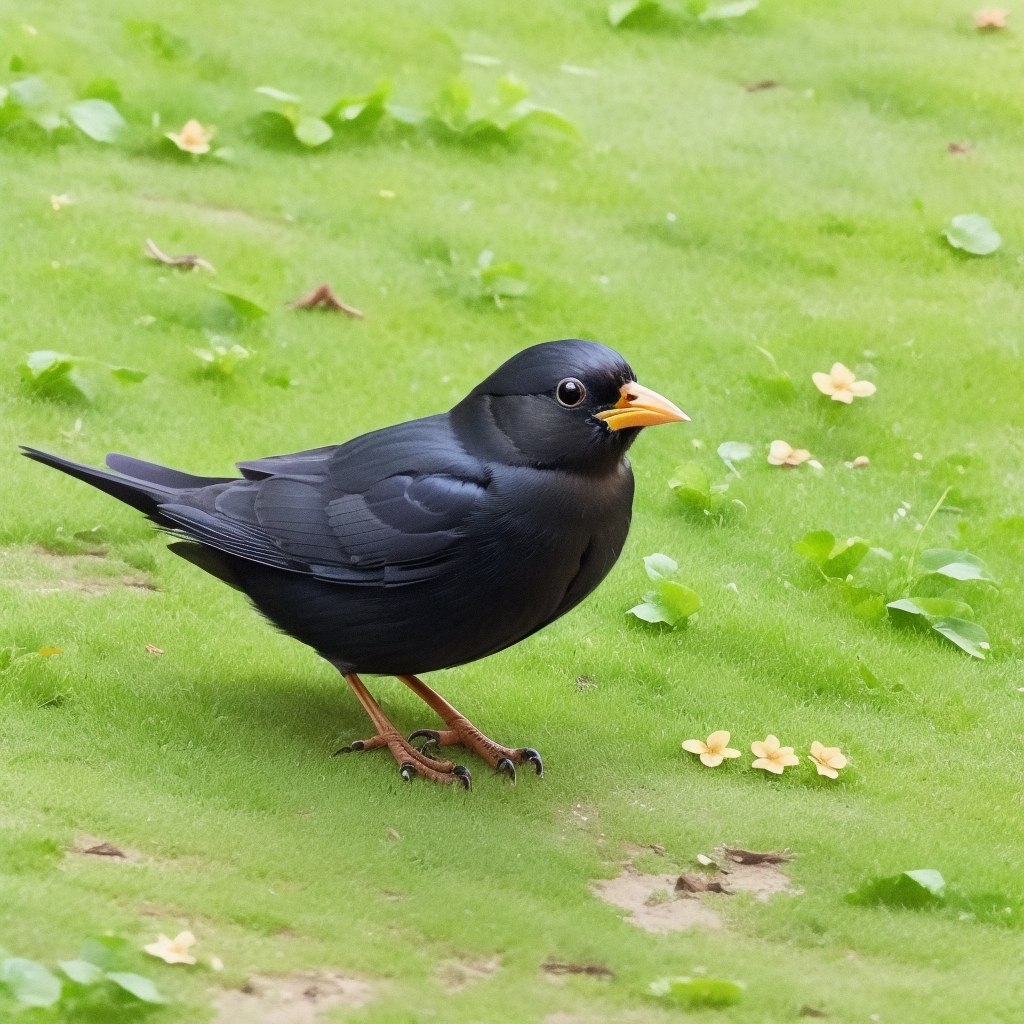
(69, 834, 145, 864)
(435, 955, 500, 992)
(1, 547, 156, 596)
(591, 866, 724, 934)
(212, 972, 373, 1023)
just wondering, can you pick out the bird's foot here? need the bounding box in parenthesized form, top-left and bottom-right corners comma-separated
(408, 719, 543, 785)
(333, 731, 472, 789)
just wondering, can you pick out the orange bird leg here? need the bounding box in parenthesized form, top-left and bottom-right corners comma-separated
(331, 670, 472, 789)
(397, 673, 543, 784)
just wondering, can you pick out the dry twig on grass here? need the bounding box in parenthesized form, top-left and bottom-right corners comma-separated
(286, 283, 365, 318)
(145, 238, 216, 273)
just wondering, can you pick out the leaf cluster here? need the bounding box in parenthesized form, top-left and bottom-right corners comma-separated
(627, 554, 702, 627)
(17, 351, 147, 404)
(0, 76, 126, 145)
(649, 976, 743, 1007)
(0, 936, 165, 1014)
(795, 526, 997, 658)
(471, 250, 529, 306)
(252, 75, 576, 150)
(668, 460, 746, 521)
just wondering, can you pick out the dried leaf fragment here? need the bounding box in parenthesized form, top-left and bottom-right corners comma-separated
(721, 846, 793, 865)
(542, 962, 614, 976)
(745, 79, 779, 92)
(948, 142, 975, 156)
(675, 873, 730, 894)
(38, 646, 64, 657)
(287, 283, 365, 318)
(145, 239, 215, 273)
(145, 644, 164, 654)
(974, 8, 1008, 28)
(800, 1007, 828, 1018)
(83, 841, 127, 858)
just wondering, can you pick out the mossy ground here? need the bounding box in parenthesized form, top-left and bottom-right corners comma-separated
(1, 1, 1023, 1020)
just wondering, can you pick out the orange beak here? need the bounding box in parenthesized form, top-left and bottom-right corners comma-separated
(594, 381, 689, 431)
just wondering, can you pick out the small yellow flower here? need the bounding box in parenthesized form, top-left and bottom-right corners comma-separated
(768, 440, 812, 467)
(682, 730, 741, 767)
(812, 363, 876, 404)
(975, 8, 1008, 28)
(750, 735, 800, 775)
(808, 741, 847, 779)
(144, 931, 197, 965)
(166, 119, 214, 154)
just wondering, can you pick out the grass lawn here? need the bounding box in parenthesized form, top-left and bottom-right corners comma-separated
(2, 0, 1024, 1019)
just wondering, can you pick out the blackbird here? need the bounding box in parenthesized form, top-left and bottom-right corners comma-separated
(21, 339, 686, 788)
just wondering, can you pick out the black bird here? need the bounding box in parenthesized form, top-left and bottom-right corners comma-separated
(21, 339, 686, 788)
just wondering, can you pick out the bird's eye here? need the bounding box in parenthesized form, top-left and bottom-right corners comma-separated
(556, 377, 586, 408)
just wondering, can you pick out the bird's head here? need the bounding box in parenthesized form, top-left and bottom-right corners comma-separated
(451, 339, 688, 473)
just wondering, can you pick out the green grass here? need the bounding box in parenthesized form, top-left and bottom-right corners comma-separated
(2, 0, 1024, 1020)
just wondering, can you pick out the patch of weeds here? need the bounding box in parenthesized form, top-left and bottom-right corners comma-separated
(17, 351, 147, 404)
(668, 461, 745, 522)
(192, 339, 251, 379)
(627, 553, 701, 626)
(795, 489, 998, 657)
(0, 76, 125, 145)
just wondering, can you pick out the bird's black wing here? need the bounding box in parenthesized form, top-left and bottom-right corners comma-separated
(157, 416, 490, 586)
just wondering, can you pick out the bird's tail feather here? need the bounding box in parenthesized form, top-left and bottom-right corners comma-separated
(19, 446, 173, 520)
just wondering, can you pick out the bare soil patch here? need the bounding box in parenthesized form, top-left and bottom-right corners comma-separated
(213, 972, 373, 1024)
(69, 834, 145, 864)
(435, 955, 500, 992)
(0, 547, 156, 596)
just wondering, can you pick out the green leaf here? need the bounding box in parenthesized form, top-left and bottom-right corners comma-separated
(262, 365, 296, 388)
(717, 441, 751, 477)
(386, 104, 427, 127)
(497, 75, 531, 108)
(846, 870, 946, 908)
(844, 587, 886, 621)
(17, 351, 94, 403)
(608, 0, 662, 27)
(500, 102, 579, 138)
(478, 261, 528, 298)
(109, 366, 148, 384)
(193, 344, 251, 377)
(434, 77, 474, 128)
(932, 617, 990, 659)
(943, 214, 1000, 256)
(650, 977, 743, 1008)
(887, 597, 975, 623)
(858, 662, 881, 688)
(628, 596, 675, 624)
(125, 20, 189, 60)
(9, 76, 49, 107)
(293, 116, 333, 147)
(795, 530, 835, 567)
(106, 972, 167, 1003)
(1, 958, 62, 1007)
(668, 462, 712, 511)
(211, 288, 268, 320)
(59, 959, 104, 986)
(699, 0, 759, 20)
(66, 99, 126, 143)
(82, 78, 122, 103)
(255, 85, 301, 104)
(657, 580, 702, 621)
(917, 548, 995, 583)
(643, 553, 678, 581)
(822, 537, 870, 578)
(79, 936, 131, 971)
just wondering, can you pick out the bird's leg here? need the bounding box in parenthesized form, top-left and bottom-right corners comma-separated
(397, 674, 543, 783)
(332, 671, 472, 789)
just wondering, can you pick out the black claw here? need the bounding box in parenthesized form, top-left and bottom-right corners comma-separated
(399, 761, 417, 781)
(520, 747, 544, 777)
(332, 739, 364, 756)
(495, 757, 517, 785)
(452, 765, 472, 791)
(408, 728, 441, 748)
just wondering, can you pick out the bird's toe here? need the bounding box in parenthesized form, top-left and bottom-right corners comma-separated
(518, 747, 544, 776)
(495, 757, 517, 785)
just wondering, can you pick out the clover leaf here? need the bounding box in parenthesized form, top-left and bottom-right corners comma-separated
(942, 214, 1000, 256)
